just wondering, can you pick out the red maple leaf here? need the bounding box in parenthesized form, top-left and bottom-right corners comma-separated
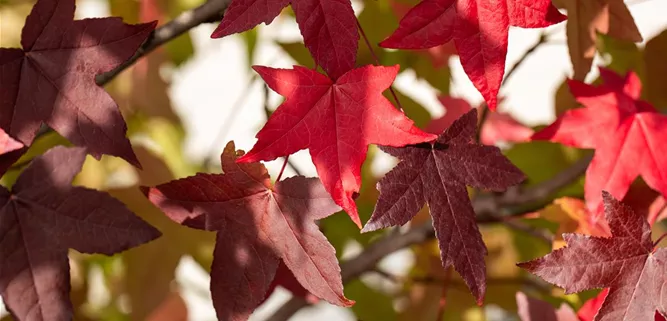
(260, 261, 320, 305)
(0, 146, 160, 320)
(577, 289, 667, 321)
(236, 65, 437, 228)
(425, 95, 534, 145)
(515, 292, 578, 321)
(518, 191, 667, 321)
(0, 0, 156, 167)
(211, 0, 358, 80)
(143, 141, 353, 321)
(361, 110, 525, 303)
(380, 0, 566, 110)
(532, 67, 667, 216)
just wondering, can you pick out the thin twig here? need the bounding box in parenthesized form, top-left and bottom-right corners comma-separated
(265, 153, 590, 321)
(355, 19, 404, 111)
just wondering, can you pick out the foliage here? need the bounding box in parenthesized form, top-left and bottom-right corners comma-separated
(0, 0, 666, 320)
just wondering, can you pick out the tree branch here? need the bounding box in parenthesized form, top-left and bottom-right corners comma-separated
(265, 152, 592, 321)
(96, 0, 231, 86)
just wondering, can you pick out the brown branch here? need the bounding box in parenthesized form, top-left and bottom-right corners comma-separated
(265, 151, 591, 321)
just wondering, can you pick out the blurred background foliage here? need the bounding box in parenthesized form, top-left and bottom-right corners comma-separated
(1, 0, 667, 320)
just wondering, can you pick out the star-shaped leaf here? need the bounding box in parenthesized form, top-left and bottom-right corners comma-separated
(0, 146, 160, 321)
(361, 110, 525, 303)
(532, 67, 667, 215)
(518, 191, 667, 321)
(211, 0, 358, 80)
(0, 0, 156, 167)
(379, 0, 566, 110)
(236, 65, 437, 228)
(143, 141, 353, 321)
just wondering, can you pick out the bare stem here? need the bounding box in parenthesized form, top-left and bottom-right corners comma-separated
(355, 19, 404, 111)
(276, 156, 289, 182)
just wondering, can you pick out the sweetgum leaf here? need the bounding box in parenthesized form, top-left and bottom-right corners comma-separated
(532, 67, 667, 216)
(236, 65, 437, 228)
(0, 0, 156, 167)
(380, 0, 566, 110)
(518, 191, 667, 321)
(0, 146, 160, 321)
(362, 110, 525, 303)
(143, 141, 353, 321)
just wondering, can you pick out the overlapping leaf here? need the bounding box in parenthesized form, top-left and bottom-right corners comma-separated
(211, 0, 358, 79)
(553, 0, 641, 80)
(0, 146, 160, 321)
(143, 141, 352, 321)
(518, 191, 667, 321)
(532, 67, 667, 215)
(236, 65, 436, 228)
(0, 0, 155, 167)
(380, 0, 566, 110)
(425, 96, 534, 145)
(362, 110, 525, 303)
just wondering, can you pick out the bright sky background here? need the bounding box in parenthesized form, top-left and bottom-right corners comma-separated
(4, 0, 667, 320)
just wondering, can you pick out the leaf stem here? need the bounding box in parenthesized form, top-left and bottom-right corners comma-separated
(654, 232, 667, 248)
(355, 19, 404, 111)
(276, 156, 289, 182)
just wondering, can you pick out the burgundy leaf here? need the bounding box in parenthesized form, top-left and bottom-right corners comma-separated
(143, 141, 352, 321)
(362, 110, 525, 303)
(518, 191, 667, 321)
(0, 146, 160, 321)
(0, 0, 156, 167)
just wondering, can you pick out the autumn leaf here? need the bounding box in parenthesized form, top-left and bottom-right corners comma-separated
(515, 292, 578, 321)
(261, 261, 320, 305)
(211, 0, 358, 79)
(554, 0, 642, 80)
(518, 191, 667, 321)
(577, 289, 667, 321)
(361, 110, 525, 303)
(236, 65, 437, 228)
(0, 146, 160, 321)
(425, 96, 534, 146)
(0, 0, 156, 167)
(143, 141, 353, 321)
(532, 67, 667, 216)
(380, 0, 566, 110)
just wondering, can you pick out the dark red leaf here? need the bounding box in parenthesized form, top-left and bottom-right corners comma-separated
(236, 65, 437, 228)
(143, 141, 353, 321)
(211, 0, 358, 79)
(532, 68, 667, 217)
(380, 0, 566, 110)
(362, 110, 525, 303)
(0, 0, 156, 167)
(515, 292, 578, 321)
(518, 191, 667, 321)
(0, 146, 160, 320)
(261, 261, 320, 305)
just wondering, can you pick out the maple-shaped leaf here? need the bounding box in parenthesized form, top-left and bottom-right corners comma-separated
(515, 292, 578, 321)
(425, 96, 534, 145)
(518, 191, 667, 321)
(236, 65, 437, 228)
(0, 0, 156, 167)
(260, 261, 320, 306)
(380, 0, 566, 110)
(210, 0, 358, 80)
(553, 0, 642, 80)
(143, 141, 353, 321)
(0, 129, 25, 176)
(532, 67, 667, 215)
(361, 109, 525, 303)
(0, 146, 160, 320)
